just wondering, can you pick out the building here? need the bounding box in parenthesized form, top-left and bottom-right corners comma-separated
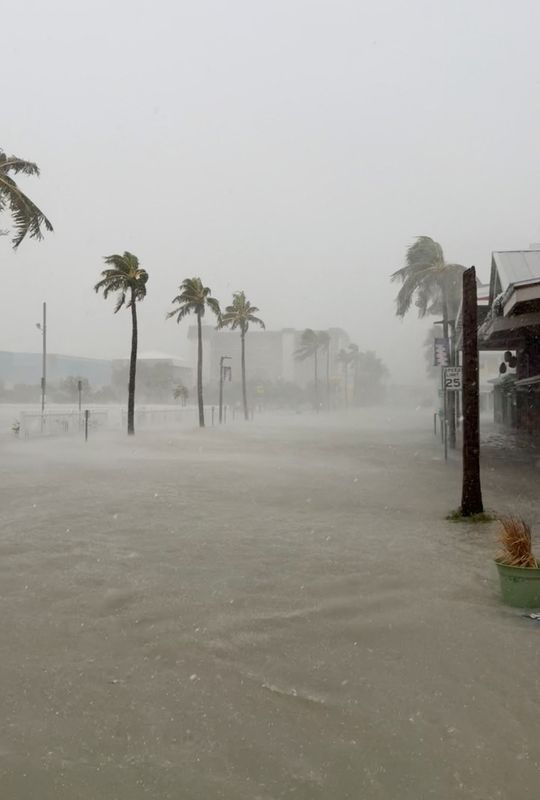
(187, 326, 350, 387)
(113, 351, 192, 386)
(0, 351, 113, 388)
(476, 249, 540, 432)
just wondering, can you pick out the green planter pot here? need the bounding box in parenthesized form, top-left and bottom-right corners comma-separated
(495, 560, 540, 608)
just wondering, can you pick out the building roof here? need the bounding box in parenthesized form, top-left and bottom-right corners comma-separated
(492, 250, 540, 293)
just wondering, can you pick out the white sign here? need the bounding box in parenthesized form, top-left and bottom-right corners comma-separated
(444, 367, 462, 391)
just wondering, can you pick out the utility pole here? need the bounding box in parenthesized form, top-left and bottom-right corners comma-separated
(36, 301, 47, 419)
(218, 355, 231, 424)
(460, 267, 483, 516)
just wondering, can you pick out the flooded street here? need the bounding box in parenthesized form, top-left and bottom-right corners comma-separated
(1, 410, 539, 799)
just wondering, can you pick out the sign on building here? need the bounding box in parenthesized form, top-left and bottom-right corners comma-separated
(434, 338, 450, 367)
(444, 366, 462, 391)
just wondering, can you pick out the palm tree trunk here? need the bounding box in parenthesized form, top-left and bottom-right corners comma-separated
(241, 331, 248, 421)
(460, 267, 483, 515)
(127, 290, 137, 435)
(197, 311, 204, 428)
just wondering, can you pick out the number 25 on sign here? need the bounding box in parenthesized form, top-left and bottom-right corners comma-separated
(444, 367, 462, 391)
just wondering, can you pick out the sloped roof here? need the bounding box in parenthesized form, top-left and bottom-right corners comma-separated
(492, 250, 540, 292)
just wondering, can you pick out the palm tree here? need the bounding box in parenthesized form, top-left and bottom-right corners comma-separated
(174, 384, 189, 407)
(220, 291, 265, 421)
(168, 278, 221, 427)
(391, 236, 464, 447)
(318, 331, 331, 410)
(347, 343, 361, 405)
(337, 348, 351, 409)
(0, 149, 53, 248)
(95, 252, 148, 435)
(295, 329, 321, 411)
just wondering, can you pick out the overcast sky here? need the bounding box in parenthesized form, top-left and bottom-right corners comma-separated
(3, 0, 540, 384)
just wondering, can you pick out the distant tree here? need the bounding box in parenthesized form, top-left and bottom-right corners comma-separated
(295, 329, 322, 411)
(174, 383, 189, 407)
(391, 236, 464, 447)
(350, 348, 388, 405)
(167, 278, 221, 428)
(0, 149, 53, 247)
(336, 348, 351, 409)
(220, 291, 265, 420)
(94, 252, 148, 435)
(53, 376, 91, 404)
(317, 331, 331, 410)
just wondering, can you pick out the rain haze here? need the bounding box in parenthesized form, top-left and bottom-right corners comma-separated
(3, 1, 540, 798)
(3, 0, 540, 376)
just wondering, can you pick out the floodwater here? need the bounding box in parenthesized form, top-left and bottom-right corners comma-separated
(1, 409, 539, 799)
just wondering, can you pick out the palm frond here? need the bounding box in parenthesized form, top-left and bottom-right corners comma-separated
(0, 150, 53, 248)
(95, 251, 148, 310)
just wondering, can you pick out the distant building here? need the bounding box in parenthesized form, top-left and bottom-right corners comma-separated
(113, 351, 193, 386)
(0, 351, 113, 388)
(187, 326, 350, 386)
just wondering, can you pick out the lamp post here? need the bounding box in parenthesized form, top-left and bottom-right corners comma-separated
(35, 301, 47, 420)
(219, 355, 231, 424)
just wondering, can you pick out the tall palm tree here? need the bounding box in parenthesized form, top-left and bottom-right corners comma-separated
(0, 149, 53, 248)
(391, 236, 464, 447)
(168, 278, 221, 428)
(295, 329, 321, 412)
(317, 331, 331, 410)
(220, 291, 265, 421)
(95, 252, 148, 436)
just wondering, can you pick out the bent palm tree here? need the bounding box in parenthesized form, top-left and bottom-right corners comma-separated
(168, 278, 221, 427)
(295, 329, 321, 411)
(391, 236, 464, 447)
(220, 291, 265, 420)
(0, 149, 53, 248)
(95, 252, 148, 435)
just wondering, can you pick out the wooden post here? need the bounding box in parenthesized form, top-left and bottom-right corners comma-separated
(84, 409, 89, 442)
(460, 267, 483, 515)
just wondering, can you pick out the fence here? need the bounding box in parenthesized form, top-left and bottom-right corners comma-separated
(120, 406, 199, 429)
(20, 410, 109, 438)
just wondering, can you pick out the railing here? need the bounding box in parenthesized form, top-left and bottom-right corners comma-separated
(20, 410, 109, 438)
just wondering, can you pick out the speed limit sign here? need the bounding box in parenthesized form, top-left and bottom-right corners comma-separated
(444, 367, 462, 391)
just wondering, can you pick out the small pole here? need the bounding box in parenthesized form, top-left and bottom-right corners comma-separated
(224, 405, 227, 424)
(212, 406, 215, 426)
(434, 412, 437, 436)
(84, 409, 89, 442)
(443, 372, 448, 462)
(41, 301, 47, 418)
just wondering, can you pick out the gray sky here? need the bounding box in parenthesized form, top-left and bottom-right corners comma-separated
(3, 0, 540, 384)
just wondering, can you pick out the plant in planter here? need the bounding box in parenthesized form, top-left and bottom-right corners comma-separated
(495, 517, 540, 608)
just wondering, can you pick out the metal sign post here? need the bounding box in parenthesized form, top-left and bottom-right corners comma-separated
(441, 367, 463, 461)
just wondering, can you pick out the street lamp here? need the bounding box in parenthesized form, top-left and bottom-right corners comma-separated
(35, 301, 47, 418)
(219, 355, 232, 424)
